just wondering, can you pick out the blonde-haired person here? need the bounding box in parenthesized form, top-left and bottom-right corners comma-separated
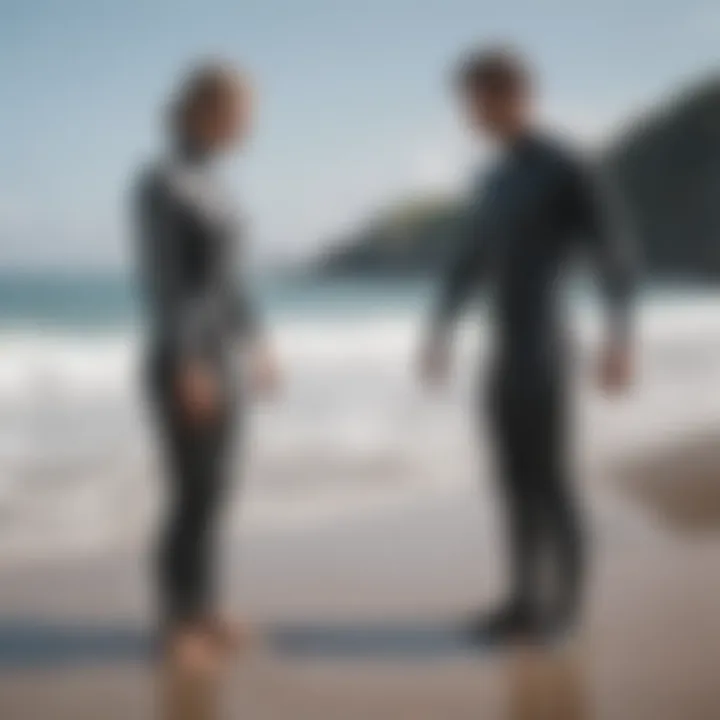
(135, 62, 279, 669)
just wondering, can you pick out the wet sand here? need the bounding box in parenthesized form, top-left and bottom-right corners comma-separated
(615, 431, 720, 531)
(1, 432, 719, 719)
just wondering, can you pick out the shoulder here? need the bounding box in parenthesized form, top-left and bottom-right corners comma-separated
(469, 152, 503, 195)
(139, 155, 193, 192)
(533, 134, 603, 198)
(532, 133, 586, 174)
(134, 157, 204, 214)
(546, 133, 603, 178)
(133, 160, 172, 208)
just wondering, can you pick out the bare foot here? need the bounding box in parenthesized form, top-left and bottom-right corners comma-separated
(168, 626, 222, 677)
(161, 627, 222, 720)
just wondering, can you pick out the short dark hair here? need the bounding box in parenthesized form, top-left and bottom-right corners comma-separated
(454, 46, 531, 96)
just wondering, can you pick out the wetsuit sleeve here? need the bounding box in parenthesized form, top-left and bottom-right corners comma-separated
(135, 173, 216, 364)
(570, 159, 636, 346)
(429, 178, 492, 340)
(214, 207, 261, 344)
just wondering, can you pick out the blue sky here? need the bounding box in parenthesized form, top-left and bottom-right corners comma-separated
(0, 0, 718, 269)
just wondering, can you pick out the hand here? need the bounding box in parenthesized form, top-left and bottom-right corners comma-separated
(418, 335, 451, 387)
(598, 340, 633, 395)
(177, 362, 219, 426)
(248, 342, 281, 399)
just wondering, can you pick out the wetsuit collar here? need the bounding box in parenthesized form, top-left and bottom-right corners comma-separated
(174, 133, 213, 166)
(507, 127, 542, 155)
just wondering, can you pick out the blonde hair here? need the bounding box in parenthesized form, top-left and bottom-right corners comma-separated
(168, 61, 247, 137)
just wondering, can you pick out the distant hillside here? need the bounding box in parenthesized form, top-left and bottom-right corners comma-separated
(608, 75, 720, 281)
(318, 194, 466, 277)
(319, 76, 720, 282)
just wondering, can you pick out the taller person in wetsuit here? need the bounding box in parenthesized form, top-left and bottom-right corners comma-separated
(419, 48, 636, 642)
(135, 63, 279, 670)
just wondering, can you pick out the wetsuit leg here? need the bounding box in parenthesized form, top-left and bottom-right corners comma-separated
(489, 375, 545, 612)
(534, 384, 584, 622)
(491, 371, 583, 623)
(154, 386, 235, 628)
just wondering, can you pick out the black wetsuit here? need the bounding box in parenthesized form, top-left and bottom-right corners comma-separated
(135, 144, 259, 627)
(431, 132, 634, 625)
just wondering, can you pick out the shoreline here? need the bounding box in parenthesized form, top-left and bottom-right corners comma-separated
(1, 431, 720, 716)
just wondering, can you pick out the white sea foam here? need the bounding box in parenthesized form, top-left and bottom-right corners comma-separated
(1, 296, 720, 565)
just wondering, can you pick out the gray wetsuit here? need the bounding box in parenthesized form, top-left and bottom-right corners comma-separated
(135, 142, 259, 626)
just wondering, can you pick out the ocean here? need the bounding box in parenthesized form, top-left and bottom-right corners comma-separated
(0, 273, 435, 330)
(1, 273, 720, 567)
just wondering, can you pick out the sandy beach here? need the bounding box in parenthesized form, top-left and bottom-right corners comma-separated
(3, 0, 720, 713)
(2, 302, 720, 719)
(1, 425, 720, 720)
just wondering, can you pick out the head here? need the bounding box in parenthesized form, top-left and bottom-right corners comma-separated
(455, 47, 534, 143)
(170, 61, 253, 154)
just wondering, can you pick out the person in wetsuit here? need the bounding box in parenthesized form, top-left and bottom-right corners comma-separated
(134, 63, 279, 669)
(419, 48, 636, 642)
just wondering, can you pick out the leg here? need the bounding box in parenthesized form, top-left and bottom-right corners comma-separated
(157, 405, 233, 630)
(535, 385, 585, 629)
(492, 381, 544, 614)
(467, 379, 545, 643)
